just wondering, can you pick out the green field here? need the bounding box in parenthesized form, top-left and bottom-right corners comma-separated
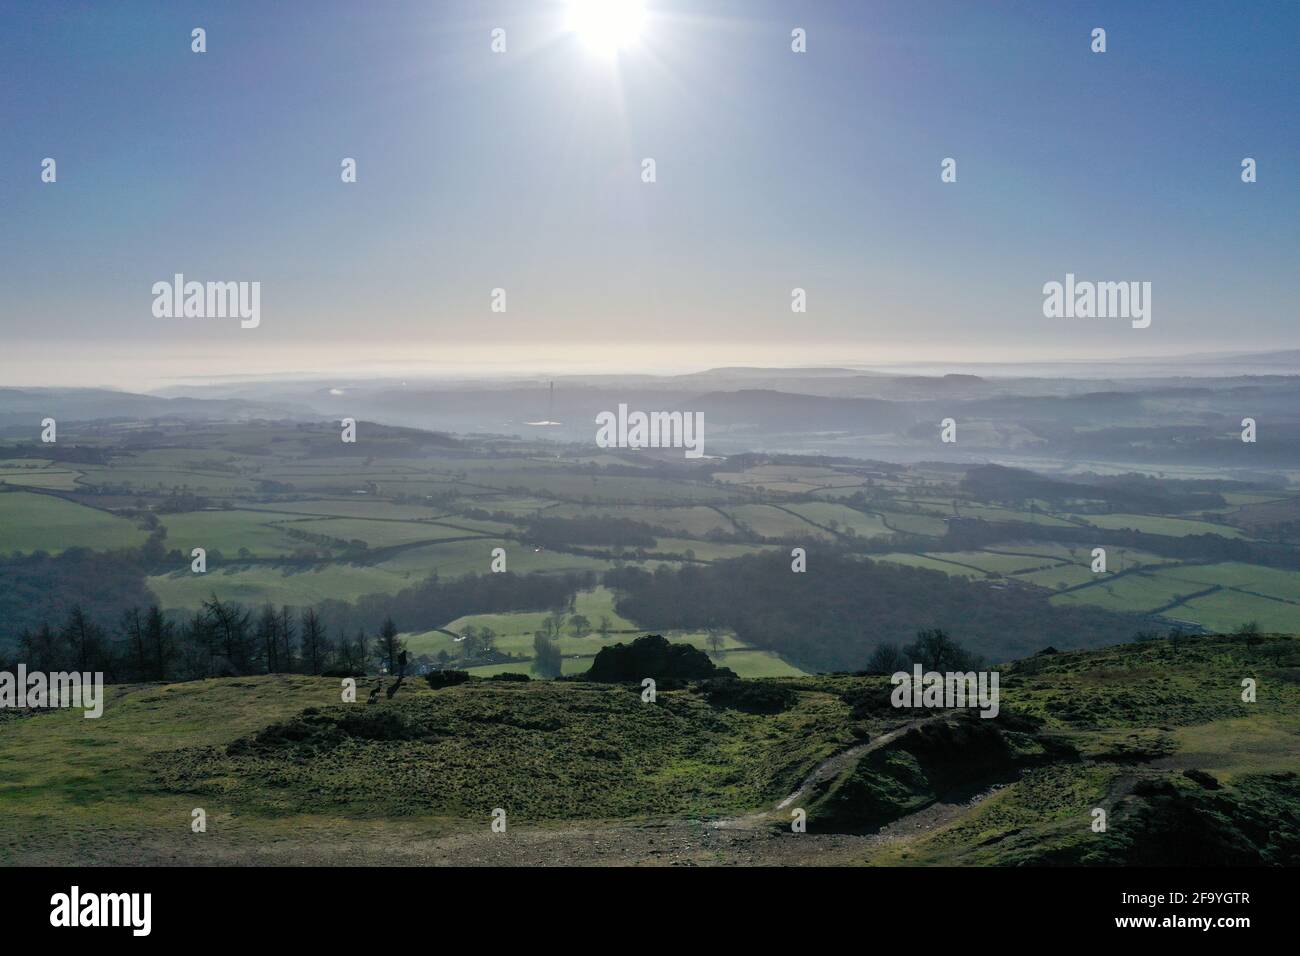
(1157, 562, 1300, 603)
(373, 538, 619, 578)
(0, 464, 83, 490)
(147, 563, 418, 611)
(878, 511, 949, 536)
(1050, 571, 1206, 615)
(243, 498, 455, 520)
(77, 465, 261, 495)
(873, 543, 1191, 593)
(544, 503, 736, 536)
(714, 463, 866, 493)
(899, 499, 1078, 527)
(1045, 561, 1300, 633)
(1015, 563, 1100, 590)
(725, 504, 827, 539)
(874, 553, 986, 578)
(294, 516, 487, 548)
(647, 537, 768, 561)
(1175, 589, 1300, 633)
(158, 510, 340, 558)
(1064, 513, 1253, 539)
(406, 587, 803, 679)
(471, 472, 734, 504)
(782, 502, 894, 538)
(425, 587, 637, 650)
(925, 550, 1068, 575)
(0, 490, 149, 554)
(707, 647, 807, 677)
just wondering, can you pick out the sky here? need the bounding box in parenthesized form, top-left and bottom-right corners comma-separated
(2, 0, 1297, 388)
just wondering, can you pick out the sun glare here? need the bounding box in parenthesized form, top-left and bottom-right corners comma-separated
(567, 0, 646, 55)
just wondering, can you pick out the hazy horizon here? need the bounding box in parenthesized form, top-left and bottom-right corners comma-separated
(7, 341, 1300, 393)
(4, 0, 1297, 391)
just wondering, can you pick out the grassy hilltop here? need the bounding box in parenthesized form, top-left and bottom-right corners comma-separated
(1, 632, 1296, 866)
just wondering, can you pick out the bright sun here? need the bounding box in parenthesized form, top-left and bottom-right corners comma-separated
(567, 0, 646, 55)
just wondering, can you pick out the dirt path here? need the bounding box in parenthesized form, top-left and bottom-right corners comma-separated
(869, 783, 1006, 844)
(713, 714, 949, 830)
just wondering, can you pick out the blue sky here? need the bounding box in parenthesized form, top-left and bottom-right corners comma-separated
(2, 0, 1297, 386)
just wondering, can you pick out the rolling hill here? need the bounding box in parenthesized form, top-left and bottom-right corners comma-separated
(1, 631, 1294, 866)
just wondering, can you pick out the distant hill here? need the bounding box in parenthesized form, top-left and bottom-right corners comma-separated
(690, 389, 912, 433)
(0, 387, 309, 430)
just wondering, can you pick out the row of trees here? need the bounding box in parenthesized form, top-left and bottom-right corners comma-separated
(863, 629, 984, 674)
(536, 609, 613, 641)
(8, 597, 405, 683)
